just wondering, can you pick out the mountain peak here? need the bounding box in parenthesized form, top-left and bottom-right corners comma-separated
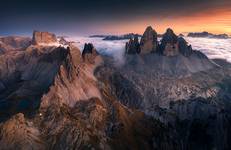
(32, 31, 57, 45)
(140, 26, 158, 54)
(82, 43, 98, 63)
(125, 26, 193, 57)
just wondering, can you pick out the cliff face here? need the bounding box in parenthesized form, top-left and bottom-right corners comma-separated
(0, 113, 44, 150)
(140, 26, 158, 54)
(40, 44, 102, 109)
(0, 45, 69, 119)
(95, 52, 231, 150)
(125, 26, 195, 58)
(32, 31, 57, 45)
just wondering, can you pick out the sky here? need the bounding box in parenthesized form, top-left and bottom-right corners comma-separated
(1, 0, 231, 36)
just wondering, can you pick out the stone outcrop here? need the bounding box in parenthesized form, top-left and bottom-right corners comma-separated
(32, 31, 57, 45)
(160, 28, 179, 56)
(140, 26, 158, 54)
(0, 36, 31, 53)
(178, 37, 193, 57)
(125, 36, 140, 54)
(0, 45, 69, 118)
(157, 28, 194, 57)
(58, 37, 69, 45)
(124, 27, 196, 57)
(0, 113, 44, 150)
(82, 43, 98, 63)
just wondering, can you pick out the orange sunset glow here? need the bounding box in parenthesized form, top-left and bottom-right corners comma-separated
(103, 8, 231, 35)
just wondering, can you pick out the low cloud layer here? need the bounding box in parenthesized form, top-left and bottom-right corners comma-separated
(68, 36, 231, 63)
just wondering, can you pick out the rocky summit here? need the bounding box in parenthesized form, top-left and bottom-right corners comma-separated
(82, 43, 98, 63)
(0, 28, 231, 150)
(125, 36, 140, 54)
(125, 26, 194, 57)
(140, 26, 158, 54)
(125, 26, 158, 54)
(32, 31, 57, 45)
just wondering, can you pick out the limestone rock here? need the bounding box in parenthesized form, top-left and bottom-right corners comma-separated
(0, 113, 44, 150)
(125, 36, 140, 54)
(140, 26, 158, 54)
(160, 28, 179, 56)
(0, 36, 31, 53)
(82, 43, 98, 63)
(178, 37, 193, 57)
(32, 31, 57, 45)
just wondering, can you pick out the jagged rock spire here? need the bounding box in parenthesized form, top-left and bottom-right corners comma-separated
(140, 26, 158, 54)
(177, 37, 193, 57)
(159, 28, 179, 56)
(82, 43, 98, 63)
(124, 26, 194, 57)
(125, 35, 141, 54)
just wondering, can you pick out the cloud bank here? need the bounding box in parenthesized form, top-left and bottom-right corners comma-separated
(67, 36, 231, 63)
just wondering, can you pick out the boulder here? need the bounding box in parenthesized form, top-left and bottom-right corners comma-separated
(140, 26, 158, 54)
(32, 31, 57, 45)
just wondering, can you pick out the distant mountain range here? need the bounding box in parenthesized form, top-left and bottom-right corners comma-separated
(187, 31, 230, 39)
(90, 31, 230, 41)
(90, 33, 142, 40)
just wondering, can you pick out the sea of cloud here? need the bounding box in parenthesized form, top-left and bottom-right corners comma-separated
(67, 36, 231, 63)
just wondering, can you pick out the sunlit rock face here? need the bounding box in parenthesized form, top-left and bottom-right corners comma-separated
(125, 26, 194, 57)
(32, 31, 57, 45)
(140, 26, 158, 54)
(40, 44, 102, 108)
(0, 113, 44, 150)
(0, 45, 69, 119)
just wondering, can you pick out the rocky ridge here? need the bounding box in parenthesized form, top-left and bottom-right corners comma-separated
(0, 36, 31, 53)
